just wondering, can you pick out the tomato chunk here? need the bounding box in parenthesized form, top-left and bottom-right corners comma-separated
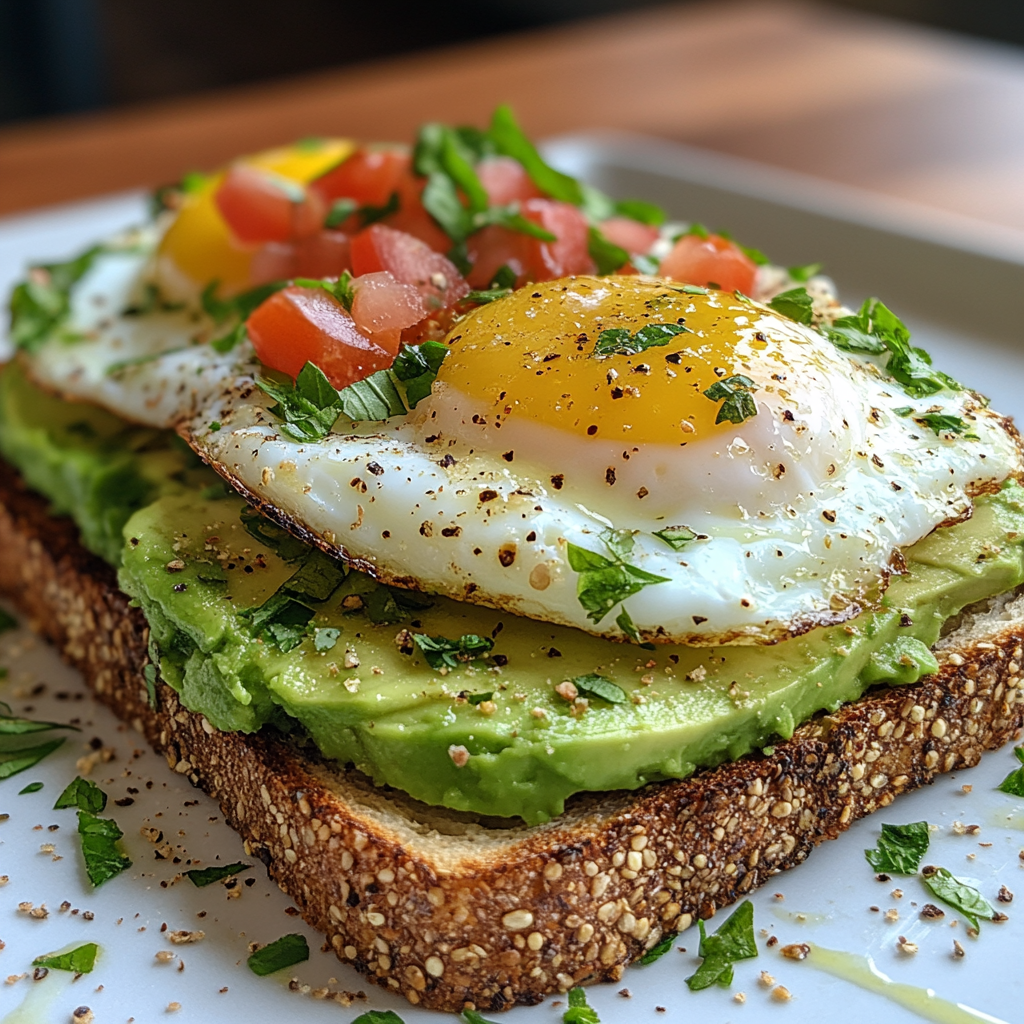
(599, 217, 659, 256)
(248, 231, 352, 285)
(467, 199, 595, 287)
(310, 148, 409, 208)
(247, 286, 400, 390)
(658, 233, 756, 293)
(350, 271, 429, 335)
(351, 224, 469, 308)
(215, 165, 324, 246)
(476, 156, 540, 205)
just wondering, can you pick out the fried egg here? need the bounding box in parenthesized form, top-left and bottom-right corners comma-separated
(19, 234, 1022, 645)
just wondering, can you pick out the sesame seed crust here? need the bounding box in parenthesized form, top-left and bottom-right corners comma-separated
(1, 462, 1022, 1013)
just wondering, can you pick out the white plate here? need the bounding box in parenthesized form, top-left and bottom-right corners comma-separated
(2, 142, 1024, 1024)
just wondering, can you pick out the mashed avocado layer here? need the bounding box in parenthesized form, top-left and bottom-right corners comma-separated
(4, 364, 1024, 823)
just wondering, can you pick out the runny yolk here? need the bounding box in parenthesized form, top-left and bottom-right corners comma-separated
(438, 276, 792, 445)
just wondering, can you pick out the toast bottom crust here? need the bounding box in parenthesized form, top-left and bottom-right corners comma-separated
(2, 463, 1023, 1012)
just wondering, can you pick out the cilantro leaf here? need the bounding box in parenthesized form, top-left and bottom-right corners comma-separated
(702, 374, 759, 425)
(466, 691, 494, 705)
(19, 781, 42, 793)
(998, 745, 1024, 796)
(33, 943, 99, 974)
(201, 279, 284, 326)
(241, 593, 315, 653)
(421, 172, 473, 244)
(392, 341, 448, 407)
(463, 1011, 500, 1024)
(77, 809, 132, 886)
(769, 286, 814, 325)
(788, 262, 823, 282)
(281, 550, 347, 604)
(0, 710, 76, 735)
(653, 525, 696, 551)
(54, 777, 107, 814)
(0, 739, 65, 781)
(588, 227, 629, 276)
(259, 361, 344, 441)
(566, 534, 669, 626)
(352, 1012, 406, 1024)
(916, 413, 970, 436)
(472, 204, 556, 241)
(594, 322, 688, 357)
(247, 933, 310, 976)
(464, 286, 513, 305)
(489, 265, 517, 289)
(314, 627, 341, 652)
(337, 369, 407, 421)
(685, 900, 757, 991)
(639, 931, 678, 965)
(921, 866, 995, 930)
(615, 198, 665, 226)
(864, 821, 930, 874)
(185, 862, 251, 887)
(490, 105, 583, 206)
(324, 192, 399, 230)
(572, 674, 627, 705)
(9, 244, 105, 352)
(412, 633, 495, 672)
(562, 986, 600, 1024)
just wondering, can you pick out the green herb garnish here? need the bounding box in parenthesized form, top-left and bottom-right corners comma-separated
(567, 530, 669, 629)
(702, 374, 759, 425)
(788, 262, 822, 282)
(32, 943, 99, 974)
(324, 191, 399, 230)
(19, 781, 43, 794)
(685, 900, 757, 991)
(653, 525, 696, 551)
(466, 691, 494, 705)
(240, 506, 309, 562)
(588, 227, 629, 276)
(920, 866, 995, 930)
(864, 821, 930, 874)
(392, 340, 448, 407)
(54, 777, 108, 814)
(998, 745, 1024, 796)
(639, 931, 678, 965)
(562, 986, 600, 1024)
(413, 633, 495, 672)
(9, 244, 105, 352)
(769, 286, 814, 325)
(77, 809, 132, 887)
(247, 933, 310, 976)
(313, 627, 341, 652)
(916, 413, 972, 437)
(185, 862, 251, 887)
(571, 674, 627, 705)
(352, 1012, 406, 1024)
(258, 361, 345, 442)
(594, 322, 688, 358)
(0, 740, 65, 781)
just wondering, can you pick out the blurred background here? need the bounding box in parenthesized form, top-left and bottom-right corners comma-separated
(3, 0, 1024, 125)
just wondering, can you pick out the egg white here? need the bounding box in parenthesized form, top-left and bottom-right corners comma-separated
(17, 241, 1024, 644)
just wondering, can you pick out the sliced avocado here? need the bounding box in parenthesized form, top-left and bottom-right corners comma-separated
(4, 364, 1024, 823)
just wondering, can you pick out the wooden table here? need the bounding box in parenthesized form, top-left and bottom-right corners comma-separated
(3, 0, 1024, 231)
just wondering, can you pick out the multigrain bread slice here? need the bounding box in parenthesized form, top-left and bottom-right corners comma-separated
(2, 461, 1023, 1013)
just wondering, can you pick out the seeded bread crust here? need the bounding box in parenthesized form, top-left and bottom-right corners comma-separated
(2, 463, 1023, 1013)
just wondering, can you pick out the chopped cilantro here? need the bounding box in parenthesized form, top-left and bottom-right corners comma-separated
(572, 674, 627, 705)
(462, 1011, 499, 1024)
(685, 900, 757, 990)
(19, 781, 43, 794)
(594, 322, 688, 357)
(788, 261, 823, 282)
(466, 691, 494, 705)
(0, 739, 65, 780)
(490, 105, 583, 206)
(337, 369, 408, 422)
(562, 986, 600, 1024)
(0, 705, 77, 735)
(392, 340, 448, 407)
(768, 286, 814, 325)
(324, 191, 399, 230)
(9, 244, 105, 352)
(615, 198, 665, 226)
(998, 746, 1024, 796)
(916, 413, 971, 436)
(258, 362, 344, 442)
(921, 866, 995, 929)
(638, 931, 678, 965)
(588, 227, 629, 276)
(314, 627, 341, 652)
(702, 374, 759, 425)
(185, 862, 251, 887)
(54, 777, 107, 814)
(33, 943, 99, 974)
(77, 809, 132, 887)
(566, 530, 669, 629)
(653, 525, 696, 551)
(413, 633, 495, 672)
(864, 821, 930, 874)
(281, 550, 347, 604)
(241, 593, 316, 653)
(352, 1012, 406, 1024)
(201, 279, 284, 326)
(464, 286, 513, 304)
(247, 933, 310, 976)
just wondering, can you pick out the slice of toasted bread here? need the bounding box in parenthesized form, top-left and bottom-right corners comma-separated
(1, 461, 1022, 1012)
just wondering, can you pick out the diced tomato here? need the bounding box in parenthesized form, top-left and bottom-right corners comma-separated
(351, 224, 469, 309)
(310, 148, 409, 208)
(467, 199, 595, 287)
(350, 271, 428, 335)
(294, 230, 351, 278)
(385, 171, 453, 254)
(599, 217, 659, 256)
(247, 286, 401, 390)
(215, 165, 324, 246)
(250, 242, 297, 286)
(476, 156, 541, 206)
(658, 233, 756, 293)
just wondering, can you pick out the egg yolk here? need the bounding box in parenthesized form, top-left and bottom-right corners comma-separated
(439, 276, 789, 445)
(157, 138, 354, 294)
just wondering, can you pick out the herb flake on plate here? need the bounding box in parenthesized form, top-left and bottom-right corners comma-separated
(864, 821, 930, 874)
(33, 943, 99, 974)
(185, 862, 251, 887)
(685, 899, 757, 991)
(247, 933, 310, 976)
(920, 866, 995, 930)
(997, 745, 1024, 796)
